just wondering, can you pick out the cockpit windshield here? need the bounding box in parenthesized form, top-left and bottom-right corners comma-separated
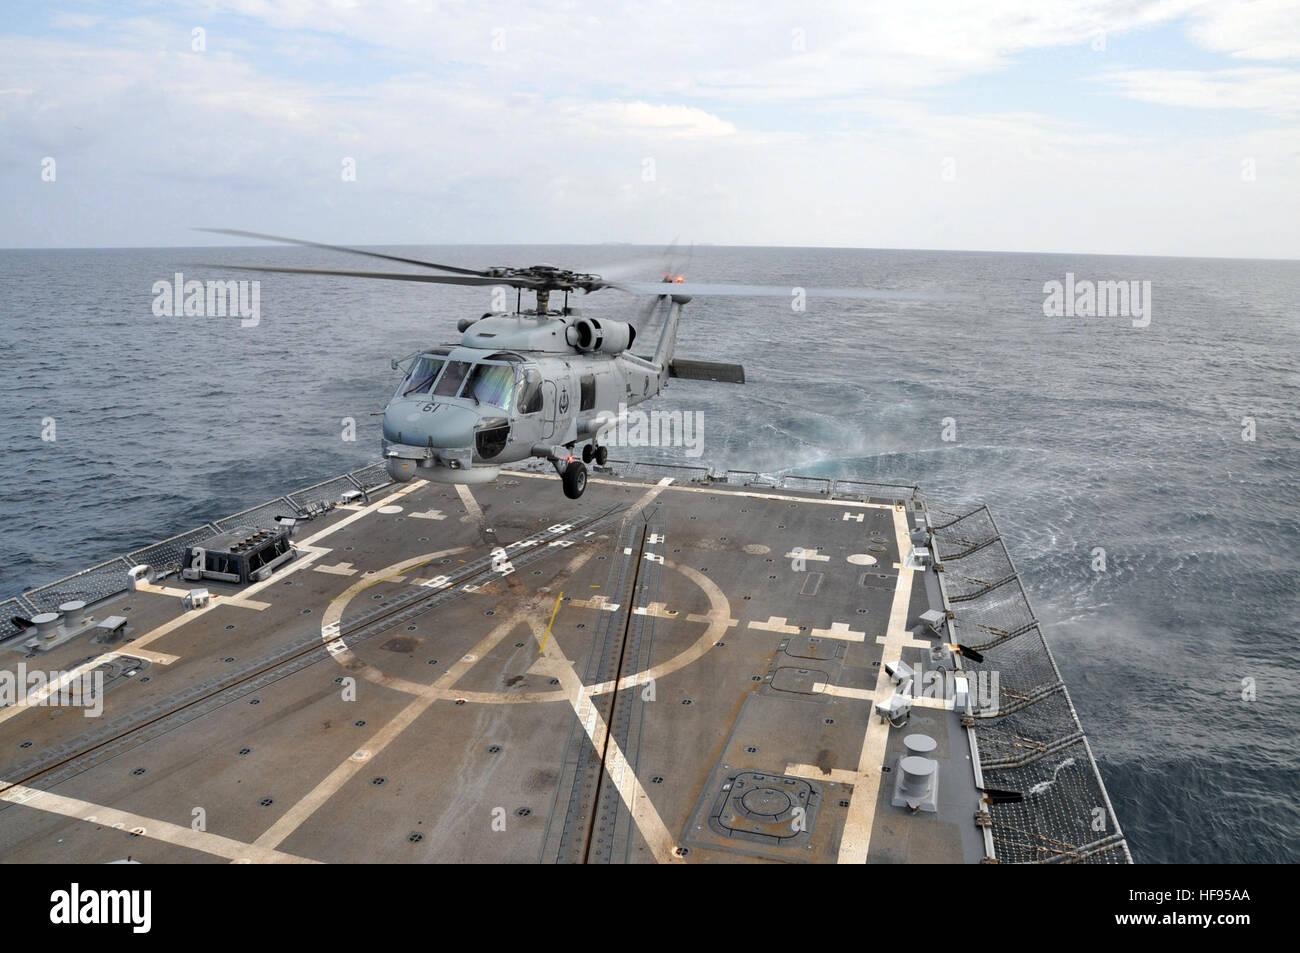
(401, 356, 445, 396)
(399, 352, 522, 407)
(433, 361, 472, 397)
(463, 363, 516, 410)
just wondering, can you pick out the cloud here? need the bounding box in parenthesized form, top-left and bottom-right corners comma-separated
(48, 13, 109, 31)
(1185, 0, 1300, 60)
(1095, 66, 1300, 117)
(0, 1, 1298, 257)
(121, 1, 1210, 102)
(565, 101, 736, 138)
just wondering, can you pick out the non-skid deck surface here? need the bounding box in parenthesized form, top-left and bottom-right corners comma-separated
(0, 471, 984, 863)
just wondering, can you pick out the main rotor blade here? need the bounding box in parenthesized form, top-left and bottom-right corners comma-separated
(202, 264, 534, 288)
(197, 228, 492, 277)
(628, 289, 672, 344)
(615, 281, 972, 301)
(577, 238, 690, 284)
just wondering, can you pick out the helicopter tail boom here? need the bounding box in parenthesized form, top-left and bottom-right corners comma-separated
(647, 293, 745, 387)
(652, 293, 690, 377)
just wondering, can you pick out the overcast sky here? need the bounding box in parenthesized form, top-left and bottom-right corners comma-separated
(1, 0, 1297, 257)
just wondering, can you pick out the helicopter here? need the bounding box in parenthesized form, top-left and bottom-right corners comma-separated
(204, 230, 955, 499)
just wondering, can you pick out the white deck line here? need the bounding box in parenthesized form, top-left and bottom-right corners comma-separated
(0, 781, 317, 864)
(836, 503, 916, 864)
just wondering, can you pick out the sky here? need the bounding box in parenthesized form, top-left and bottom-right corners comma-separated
(0, 0, 1297, 258)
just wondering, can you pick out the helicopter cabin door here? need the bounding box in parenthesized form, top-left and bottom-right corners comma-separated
(541, 379, 558, 439)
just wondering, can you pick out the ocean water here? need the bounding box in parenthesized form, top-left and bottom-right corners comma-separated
(1, 244, 1296, 863)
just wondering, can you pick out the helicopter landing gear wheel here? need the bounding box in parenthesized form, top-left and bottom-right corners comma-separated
(595, 445, 608, 466)
(582, 444, 594, 464)
(562, 461, 588, 499)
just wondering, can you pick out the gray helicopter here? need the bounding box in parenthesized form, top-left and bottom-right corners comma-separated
(206, 230, 953, 499)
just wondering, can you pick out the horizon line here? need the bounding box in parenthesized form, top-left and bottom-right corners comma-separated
(1, 241, 1297, 265)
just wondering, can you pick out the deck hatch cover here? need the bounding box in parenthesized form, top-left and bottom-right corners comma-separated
(707, 772, 820, 846)
(783, 635, 844, 661)
(859, 571, 896, 592)
(770, 666, 830, 695)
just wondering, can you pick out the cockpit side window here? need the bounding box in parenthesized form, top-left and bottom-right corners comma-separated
(433, 361, 472, 397)
(518, 368, 543, 414)
(401, 356, 446, 396)
(463, 364, 516, 410)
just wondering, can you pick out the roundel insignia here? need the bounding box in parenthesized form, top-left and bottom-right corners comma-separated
(558, 390, 570, 414)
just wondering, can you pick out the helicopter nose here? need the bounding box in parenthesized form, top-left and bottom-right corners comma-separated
(383, 402, 479, 448)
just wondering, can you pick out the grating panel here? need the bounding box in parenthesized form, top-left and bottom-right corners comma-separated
(23, 557, 133, 613)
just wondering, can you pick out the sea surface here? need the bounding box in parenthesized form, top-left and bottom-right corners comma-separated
(1, 243, 1297, 863)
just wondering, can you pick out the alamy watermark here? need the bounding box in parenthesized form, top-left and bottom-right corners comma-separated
(1043, 272, 1151, 327)
(596, 402, 704, 457)
(50, 883, 150, 933)
(898, 662, 1000, 715)
(0, 664, 104, 717)
(152, 272, 260, 327)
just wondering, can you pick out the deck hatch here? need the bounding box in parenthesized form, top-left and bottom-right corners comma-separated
(707, 772, 820, 847)
(770, 666, 829, 695)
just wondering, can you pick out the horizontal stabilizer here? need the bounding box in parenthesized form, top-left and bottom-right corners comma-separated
(668, 359, 746, 384)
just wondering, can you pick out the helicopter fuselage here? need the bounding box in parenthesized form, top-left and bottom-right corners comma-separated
(380, 303, 679, 494)
(202, 228, 901, 499)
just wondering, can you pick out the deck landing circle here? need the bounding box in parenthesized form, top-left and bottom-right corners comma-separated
(319, 550, 734, 705)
